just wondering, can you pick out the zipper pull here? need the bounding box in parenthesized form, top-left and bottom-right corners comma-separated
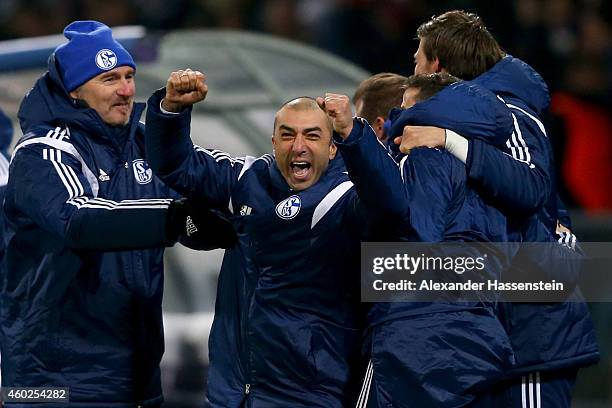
(245, 383, 251, 395)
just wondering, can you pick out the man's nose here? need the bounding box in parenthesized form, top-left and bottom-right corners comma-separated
(292, 134, 307, 154)
(117, 79, 135, 97)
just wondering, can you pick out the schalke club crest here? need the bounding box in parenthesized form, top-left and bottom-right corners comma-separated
(275, 195, 301, 220)
(95, 49, 118, 70)
(132, 159, 153, 185)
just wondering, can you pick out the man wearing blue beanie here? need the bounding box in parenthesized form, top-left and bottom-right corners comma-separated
(0, 21, 236, 407)
(55, 20, 137, 126)
(56, 21, 136, 94)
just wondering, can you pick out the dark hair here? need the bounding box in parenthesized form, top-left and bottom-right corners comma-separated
(405, 73, 460, 103)
(416, 10, 504, 80)
(353, 73, 410, 122)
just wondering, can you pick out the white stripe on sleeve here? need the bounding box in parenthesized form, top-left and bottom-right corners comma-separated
(50, 161, 77, 199)
(14, 137, 99, 197)
(67, 197, 172, 210)
(311, 180, 354, 228)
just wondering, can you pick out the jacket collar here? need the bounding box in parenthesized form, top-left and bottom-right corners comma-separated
(470, 55, 551, 115)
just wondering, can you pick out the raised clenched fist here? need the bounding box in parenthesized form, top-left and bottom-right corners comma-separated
(316, 93, 354, 139)
(162, 68, 208, 113)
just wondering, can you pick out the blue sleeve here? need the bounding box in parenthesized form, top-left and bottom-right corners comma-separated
(388, 83, 552, 216)
(8, 143, 172, 250)
(399, 149, 462, 242)
(334, 118, 408, 220)
(466, 138, 550, 215)
(335, 119, 459, 242)
(388, 82, 513, 146)
(145, 89, 241, 210)
(475, 106, 553, 215)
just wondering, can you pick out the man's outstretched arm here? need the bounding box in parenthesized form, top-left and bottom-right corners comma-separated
(145, 69, 241, 210)
(396, 125, 550, 216)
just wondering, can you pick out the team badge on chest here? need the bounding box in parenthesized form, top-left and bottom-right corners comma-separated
(132, 159, 153, 185)
(275, 195, 301, 220)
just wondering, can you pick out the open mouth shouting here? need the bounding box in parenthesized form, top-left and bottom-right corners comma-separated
(291, 160, 312, 181)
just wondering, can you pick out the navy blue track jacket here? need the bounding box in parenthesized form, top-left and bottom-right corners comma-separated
(470, 55, 555, 227)
(145, 90, 379, 408)
(0, 55, 177, 407)
(392, 56, 598, 375)
(471, 56, 599, 374)
(335, 113, 516, 406)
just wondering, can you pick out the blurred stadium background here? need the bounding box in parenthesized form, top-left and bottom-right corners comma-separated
(0, 0, 610, 407)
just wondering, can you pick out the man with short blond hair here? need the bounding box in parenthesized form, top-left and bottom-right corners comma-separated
(353, 73, 409, 142)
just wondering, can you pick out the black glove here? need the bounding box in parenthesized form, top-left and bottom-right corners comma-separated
(166, 199, 237, 250)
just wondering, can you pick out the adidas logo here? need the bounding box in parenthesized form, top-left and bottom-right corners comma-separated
(186, 216, 198, 236)
(99, 169, 110, 181)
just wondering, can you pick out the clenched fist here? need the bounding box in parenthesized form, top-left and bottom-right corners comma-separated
(162, 68, 208, 113)
(316, 93, 353, 139)
(394, 125, 445, 154)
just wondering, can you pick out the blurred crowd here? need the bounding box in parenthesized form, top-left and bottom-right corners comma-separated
(0, 0, 611, 211)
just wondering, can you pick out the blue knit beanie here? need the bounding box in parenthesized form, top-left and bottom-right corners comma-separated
(54, 21, 136, 92)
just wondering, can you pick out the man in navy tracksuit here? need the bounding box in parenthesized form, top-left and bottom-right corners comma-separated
(144, 69, 408, 407)
(0, 21, 234, 407)
(322, 77, 518, 407)
(391, 10, 599, 407)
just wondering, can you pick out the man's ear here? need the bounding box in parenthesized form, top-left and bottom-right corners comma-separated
(271, 135, 276, 155)
(433, 57, 442, 73)
(371, 116, 386, 141)
(329, 142, 337, 160)
(69, 89, 79, 99)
